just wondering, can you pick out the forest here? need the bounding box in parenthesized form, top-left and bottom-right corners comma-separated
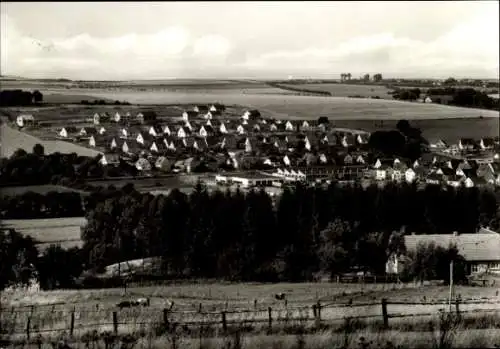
(3, 180, 494, 290)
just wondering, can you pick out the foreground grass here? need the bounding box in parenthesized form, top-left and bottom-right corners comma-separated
(3, 326, 500, 348)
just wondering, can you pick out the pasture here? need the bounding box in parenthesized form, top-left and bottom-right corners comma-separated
(278, 83, 394, 99)
(45, 89, 499, 126)
(1, 282, 499, 347)
(0, 123, 102, 158)
(0, 217, 86, 251)
(0, 184, 86, 197)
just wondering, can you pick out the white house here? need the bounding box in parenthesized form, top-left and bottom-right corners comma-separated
(356, 155, 365, 164)
(480, 138, 495, 150)
(110, 138, 117, 149)
(59, 128, 68, 138)
(89, 136, 96, 147)
(177, 127, 187, 139)
(464, 177, 474, 188)
(122, 141, 130, 153)
(302, 121, 310, 129)
(304, 136, 311, 151)
(344, 154, 353, 164)
(16, 114, 35, 128)
(163, 125, 171, 136)
(136, 133, 145, 145)
(283, 155, 291, 166)
(270, 124, 278, 132)
(193, 140, 200, 151)
(184, 121, 193, 132)
(120, 128, 128, 139)
(150, 142, 158, 153)
(405, 168, 416, 183)
(206, 119, 213, 127)
(113, 112, 121, 123)
(93, 113, 101, 125)
(237, 125, 246, 135)
(319, 153, 328, 164)
(99, 127, 106, 135)
(149, 126, 159, 137)
(356, 134, 368, 145)
(375, 168, 387, 181)
(242, 119, 248, 125)
(285, 121, 294, 131)
(253, 124, 261, 132)
(219, 122, 228, 134)
(245, 138, 253, 153)
(199, 126, 208, 138)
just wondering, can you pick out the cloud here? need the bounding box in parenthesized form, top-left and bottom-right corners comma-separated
(1, 5, 498, 79)
(0, 14, 231, 79)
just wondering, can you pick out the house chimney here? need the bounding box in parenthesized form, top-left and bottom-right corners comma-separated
(452, 231, 459, 236)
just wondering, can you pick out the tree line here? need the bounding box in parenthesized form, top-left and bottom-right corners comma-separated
(80, 181, 497, 281)
(0, 89, 43, 106)
(392, 87, 499, 110)
(0, 191, 84, 219)
(0, 146, 139, 187)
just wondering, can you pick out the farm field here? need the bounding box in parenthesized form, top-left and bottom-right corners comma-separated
(49, 88, 499, 121)
(278, 83, 394, 99)
(0, 184, 87, 197)
(0, 122, 102, 158)
(0, 217, 86, 251)
(1, 282, 499, 344)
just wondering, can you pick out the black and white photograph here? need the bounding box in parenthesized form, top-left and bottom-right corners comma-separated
(0, 1, 499, 348)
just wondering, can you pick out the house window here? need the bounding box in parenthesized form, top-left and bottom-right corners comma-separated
(471, 264, 480, 273)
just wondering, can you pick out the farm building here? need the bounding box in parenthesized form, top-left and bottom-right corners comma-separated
(210, 103, 226, 112)
(215, 171, 279, 189)
(93, 112, 111, 125)
(242, 109, 261, 120)
(193, 105, 209, 113)
(136, 111, 157, 124)
(16, 114, 35, 128)
(387, 232, 500, 277)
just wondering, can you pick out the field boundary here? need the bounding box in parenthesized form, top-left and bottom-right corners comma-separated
(2, 297, 499, 340)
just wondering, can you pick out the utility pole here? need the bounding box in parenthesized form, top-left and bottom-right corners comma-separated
(449, 260, 454, 313)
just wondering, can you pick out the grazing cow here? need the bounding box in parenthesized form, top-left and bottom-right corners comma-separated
(275, 293, 286, 301)
(136, 297, 150, 307)
(116, 300, 134, 309)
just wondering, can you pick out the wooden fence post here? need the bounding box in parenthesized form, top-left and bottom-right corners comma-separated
(312, 304, 317, 319)
(455, 298, 460, 317)
(26, 316, 31, 340)
(198, 303, 202, 313)
(315, 300, 322, 327)
(221, 311, 227, 332)
(113, 311, 118, 334)
(70, 311, 75, 336)
(163, 308, 169, 327)
(381, 298, 389, 328)
(268, 307, 272, 331)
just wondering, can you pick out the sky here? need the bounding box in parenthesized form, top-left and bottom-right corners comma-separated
(1, 1, 499, 80)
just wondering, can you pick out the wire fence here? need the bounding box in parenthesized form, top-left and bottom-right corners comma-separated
(1, 297, 499, 340)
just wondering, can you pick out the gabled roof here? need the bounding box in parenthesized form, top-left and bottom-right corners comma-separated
(404, 233, 500, 262)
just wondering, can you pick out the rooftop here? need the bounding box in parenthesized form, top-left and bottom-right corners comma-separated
(404, 233, 500, 262)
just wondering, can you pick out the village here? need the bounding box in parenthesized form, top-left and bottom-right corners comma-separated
(13, 102, 500, 194)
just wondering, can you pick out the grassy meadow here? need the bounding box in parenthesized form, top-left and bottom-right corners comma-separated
(0, 217, 86, 251)
(279, 83, 395, 99)
(1, 283, 499, 348)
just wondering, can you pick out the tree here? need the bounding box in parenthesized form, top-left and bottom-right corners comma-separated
(33, 143, 45, 157)
(444, 77, 458, 86)
(32, 90, 43, 104)
(373, 73, 383, 82)
(0, 229, 39, 290)
(318, 116, 329, 125)
(363, 74, 370, 82)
